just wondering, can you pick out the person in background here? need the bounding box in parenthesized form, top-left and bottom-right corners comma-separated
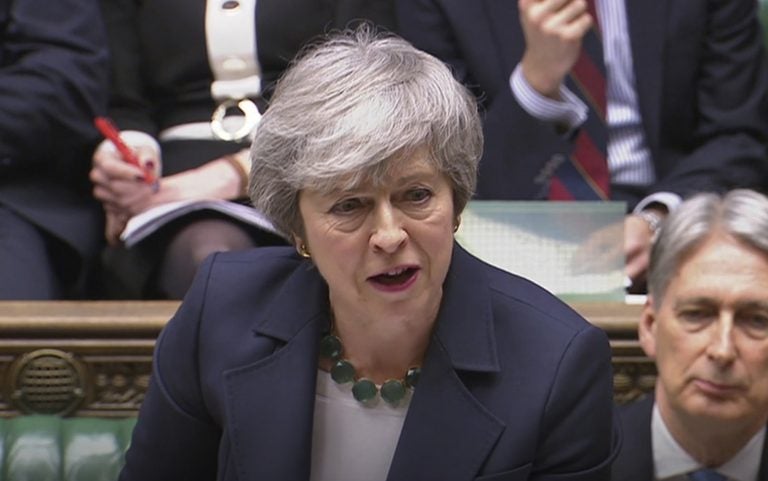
(0, 0, 108, 299)
(119, 27, 619, 481)
(90, 0, 394, 299)
(395, 0, 768, 292)
(613, 189, 768, 480)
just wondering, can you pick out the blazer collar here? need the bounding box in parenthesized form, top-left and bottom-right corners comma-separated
(253, 243, 501, 373)
(255, 260, 331, 341)
(433, 243, 500, 373)
(225, 243, 505, 481)
(386, 244, 505, 480)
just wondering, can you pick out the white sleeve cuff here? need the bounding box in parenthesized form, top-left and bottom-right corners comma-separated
(96, 130, 161, 156)
(634, 192, 682, 213)
(509, 64, 587, 131)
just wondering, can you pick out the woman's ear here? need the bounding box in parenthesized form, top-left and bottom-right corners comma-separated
(292, 233, 303, 248)
(292, 233, 311, 258)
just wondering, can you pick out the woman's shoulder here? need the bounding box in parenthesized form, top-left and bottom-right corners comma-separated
(204, 245, 303, 280)
(457, 247, 592, 335)
(184, 246, 318, 314)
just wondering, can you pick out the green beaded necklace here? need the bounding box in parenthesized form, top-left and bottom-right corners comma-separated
(319, 333, 421, 406)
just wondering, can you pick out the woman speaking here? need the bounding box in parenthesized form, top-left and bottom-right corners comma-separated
(119, 26, 619, 481)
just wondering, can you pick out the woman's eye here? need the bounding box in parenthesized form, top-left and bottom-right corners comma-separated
(330, 198, 363, 215)
(404, 187, 432, 203)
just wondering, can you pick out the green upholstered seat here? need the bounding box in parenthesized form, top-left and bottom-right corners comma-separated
(0, 416, 136, 481)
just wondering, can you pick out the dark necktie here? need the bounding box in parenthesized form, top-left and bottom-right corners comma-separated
(548, 0, 610, 201)
(687, 469, 728, 481)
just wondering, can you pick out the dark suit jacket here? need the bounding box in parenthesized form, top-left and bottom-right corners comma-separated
(395, 0, 768, 209)
(120, 244, 619, 480)
(612, 395, 768, 480)
(0, 0, 108, 286)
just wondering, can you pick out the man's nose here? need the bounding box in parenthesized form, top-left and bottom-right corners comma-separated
(706, 315, 737, 365)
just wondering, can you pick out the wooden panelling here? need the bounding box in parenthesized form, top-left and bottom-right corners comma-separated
(0, 301, 653, 417)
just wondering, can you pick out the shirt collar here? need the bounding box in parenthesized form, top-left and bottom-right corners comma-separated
(652, 403, 764, 481)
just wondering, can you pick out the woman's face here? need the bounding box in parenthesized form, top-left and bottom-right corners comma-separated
(296, 150, 456, 324)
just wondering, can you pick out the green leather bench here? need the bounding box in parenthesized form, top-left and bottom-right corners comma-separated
(0, 415, 135, 481)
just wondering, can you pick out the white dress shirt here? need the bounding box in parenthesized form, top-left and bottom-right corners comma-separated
(651, 404, 764, 481)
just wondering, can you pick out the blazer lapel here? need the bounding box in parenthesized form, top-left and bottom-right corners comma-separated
(386, 245, 505, 481)
(223, 262, 330, 481)
(625, 0, 666, 153)
(221, 246, 505, 481)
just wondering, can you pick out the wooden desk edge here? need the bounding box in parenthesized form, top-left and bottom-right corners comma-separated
(0, 300, 641, 335)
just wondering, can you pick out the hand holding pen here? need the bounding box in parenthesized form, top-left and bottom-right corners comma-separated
(91, 117, 162, 244)
(93, 117, 158, 186)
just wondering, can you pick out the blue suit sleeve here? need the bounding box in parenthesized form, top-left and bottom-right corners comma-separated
(534, 325, 621, 479)
(0, 0, 108, 172)
(119, 255, 221, 481)
(650, 0, 768, 197)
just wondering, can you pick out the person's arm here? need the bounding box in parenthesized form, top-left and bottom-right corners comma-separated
(395, 0, 583, 200)
(92, 0, 248, 242)
(533, 324, 620, 479)
(119, 256, 221, 481)
(649, 0, 768, 197)
(99, 0, 157, 134)
(0, 0, 107, 173)
(517, 0, 591, 100)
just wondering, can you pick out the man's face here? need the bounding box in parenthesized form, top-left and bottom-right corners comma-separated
(640, 232, 768, 432)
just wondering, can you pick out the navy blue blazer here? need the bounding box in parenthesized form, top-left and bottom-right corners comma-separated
(395, 0, 768, 209)
(612, 395, 768, 480)
(120, 244, 619, 480)
(0, 0, 108, 280)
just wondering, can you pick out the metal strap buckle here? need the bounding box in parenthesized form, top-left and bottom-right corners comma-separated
(210, 98, 261, 142)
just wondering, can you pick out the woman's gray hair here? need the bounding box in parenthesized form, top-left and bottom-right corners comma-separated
(648, 189, 768, 306)
(248, 25, 482, 239)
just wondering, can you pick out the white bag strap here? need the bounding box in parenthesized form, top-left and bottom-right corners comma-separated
(205, 0, 262, 141)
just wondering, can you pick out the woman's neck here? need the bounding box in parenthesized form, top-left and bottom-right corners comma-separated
(328, 300, 439, 384)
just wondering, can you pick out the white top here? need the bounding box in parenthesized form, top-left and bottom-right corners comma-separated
(310, 370, 411, 481)
(652, 403, 765, 481)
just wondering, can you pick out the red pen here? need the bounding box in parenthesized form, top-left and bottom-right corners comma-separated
(94, 116, 157, 185)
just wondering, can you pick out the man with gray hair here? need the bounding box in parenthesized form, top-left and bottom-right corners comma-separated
(612, 189, 768, 480)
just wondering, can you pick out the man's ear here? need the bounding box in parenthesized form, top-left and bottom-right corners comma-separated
(638, 295, 658, 359)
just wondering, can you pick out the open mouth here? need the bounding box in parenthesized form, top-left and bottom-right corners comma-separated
(370, 267, 419, 286)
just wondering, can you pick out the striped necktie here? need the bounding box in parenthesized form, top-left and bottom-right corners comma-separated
(687, 469, 727, 481)
(548, 0, 610, 201)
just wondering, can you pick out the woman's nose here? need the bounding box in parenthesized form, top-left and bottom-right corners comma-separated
(369, 205, 407, 254)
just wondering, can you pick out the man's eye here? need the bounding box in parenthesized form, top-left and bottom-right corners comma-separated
(678, 309, 713, 324)
(330, 198, 363, 214)
(740, 312, 768, 338)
